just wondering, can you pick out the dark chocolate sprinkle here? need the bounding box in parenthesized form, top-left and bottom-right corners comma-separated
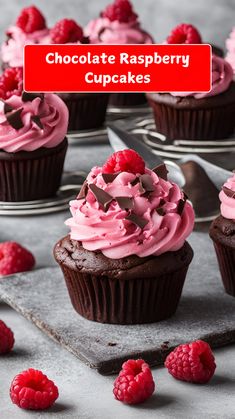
(102, 173, 119, 184)
(125, 213, 148, 229)
(77, 181, 88, 200)
(177, 199, 186, 215)
(222, 186, 235, 199)
(22, 91, 44, 102)
(156, 207, 165, 216)
(31, 115, 43, 129)
(139, 174, 155, 194)
(3, 102, 14, 114)
(89, 184, 113, 211)
(152, 163, 168, 180)
(6, 108, 23, 130)
(116, 196, 134, 210)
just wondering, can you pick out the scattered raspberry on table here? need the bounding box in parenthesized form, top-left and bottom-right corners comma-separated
(10, 368, 59, 410)
(165, 340, 216, 384)
(103, 149, 145, 174)
(0, 320, 14, 354)
(0, 242, 35, 276)
(113, 359, 155, 404)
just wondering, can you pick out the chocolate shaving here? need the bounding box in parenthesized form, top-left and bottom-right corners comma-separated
(22, 91, 44, 102)
(183, 191, 189, 201)
(116, 196, 133, 210)
(125, 213, 148, 229)
(177, 199, 186, 215)
(139, 174, 154, 194)
(222, 186, 235, 199)
(3, 102, 14, 114)
(77, 181, 88, 200)
(130, 176, 140, 186)
(6, 108, 23, 130)
(31, 115, 43, 129)
(156, 207, 165, 216)
(89, 184, 113, 211)
(152, 163, 168, 180)
(102, 173, 119, 184)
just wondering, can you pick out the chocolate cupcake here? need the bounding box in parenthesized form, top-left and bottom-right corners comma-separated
(54, 149, 194, 324)
(147, 55, 235, 140)
(85, 0, 154, 108)
(210, 172, 235, 296)
(0, 91, 68, 201)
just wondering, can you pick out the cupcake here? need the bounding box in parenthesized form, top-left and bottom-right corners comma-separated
(1, 5, 49, 69)
(147, 54, 235, 140)
(0, 80, 68, 201)
(226, 27, 235, 74)
(164, 23, 224, 57)
(54, 149, 194, 324)
(85, 0, 154, 107)
(46, 18, 109, 131)
(210, 172, 235, 296)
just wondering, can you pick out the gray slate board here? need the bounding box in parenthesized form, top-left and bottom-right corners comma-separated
(0, 228, 234, 375)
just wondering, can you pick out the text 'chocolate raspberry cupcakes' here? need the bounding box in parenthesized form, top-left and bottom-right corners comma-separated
(0, 71, 68, 201)
(210, 173, 235, 296)
(54, 149, 195, 324)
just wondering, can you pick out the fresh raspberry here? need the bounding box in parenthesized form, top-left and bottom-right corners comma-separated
(165, 340, 216, 384)
(166, 23, 202, 44)
(50, 19, 83, 44)
(0, 67, 23, 100)
(0, 242, 35, 276)
(103, 149, 145, 174)
(0, 320, 14, 354)
(16, 6, 46, 34)
(113, 359, 155, 404)
(10, 368, 59, 410)
(102, 0, 138, 23)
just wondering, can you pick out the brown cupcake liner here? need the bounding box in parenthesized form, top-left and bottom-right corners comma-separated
(0, 138, 67, 202)
(109, 93, 147, 107)
(148, 98, 235, 140)
(61, 94, 109, 131)
(212, 239, 235, 296)
(59, 263, 190, 324)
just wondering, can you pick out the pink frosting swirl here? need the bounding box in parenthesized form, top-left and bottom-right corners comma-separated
(0, 94, 68, 152)
(171, 55, 233, 99)
(1, 25, 49, 68)
(84, 18, 153, 44)
(219, 173, 235, 220)
(66, 166, 194, 259)
(226, 27, 235, 73)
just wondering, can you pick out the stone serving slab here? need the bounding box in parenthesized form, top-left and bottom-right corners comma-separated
(0, 228, 235, 375)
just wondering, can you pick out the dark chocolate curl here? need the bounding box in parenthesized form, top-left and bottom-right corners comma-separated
(152, 163, 168, 180)
(3, 102, 14, 114)
(31, 115, 43, 129)
(125, 213, 148, 229)
(102, 173, 120, 184)
(139, 174, 155, 194)
(156, 207, 165, 216)
(6, 108, 23, 130)
(177, 199, 186, 215)
(22, 91, 44, 102)
(222, 186, 235, 199)
(89, 183, 113, 211)
(116, 196, 134, 210)
(77, 181, 88, 200)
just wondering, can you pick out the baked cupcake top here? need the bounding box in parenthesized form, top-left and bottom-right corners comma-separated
(0, 92, 68, 152)
(84, 0, 153, 44)
(219, 173, 235, 220)
(171, 55, 233, 99)
(66, 150, 194, 259)
(1, 6, 49, 68)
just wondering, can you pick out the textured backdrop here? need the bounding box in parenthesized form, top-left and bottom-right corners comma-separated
(0, 0, 234, 48)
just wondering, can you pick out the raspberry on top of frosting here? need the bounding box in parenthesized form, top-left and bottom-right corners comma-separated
(0, 67, 23, 100)
(165, 23, 202, 44)
(16, 5, 46, 34)
(66, 150, 195, 259)
(0, 92, 68, 152)
(84, 0, 153, 45)
(171, 55, 233, 99)
(219, 172, 235, 220)
(50, 19, 85, 44)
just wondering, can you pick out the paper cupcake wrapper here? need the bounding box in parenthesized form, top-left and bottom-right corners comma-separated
(109, 93, 147, 107)
(148, 98, 235, 140)
(0, 138, 67, 202)
(61, 94, 109, 131)
(212, 240, 235, 296)
(59, 263, 190, 324)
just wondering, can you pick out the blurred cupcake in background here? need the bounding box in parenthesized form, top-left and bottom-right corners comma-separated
(1, 5, 49, 69)
(226, 27, 235, 74)
(164, 22, 224, 57)
(0, 67, 68, 201)
(85, 0, 154, 107)
(147, 54, 235, 140)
